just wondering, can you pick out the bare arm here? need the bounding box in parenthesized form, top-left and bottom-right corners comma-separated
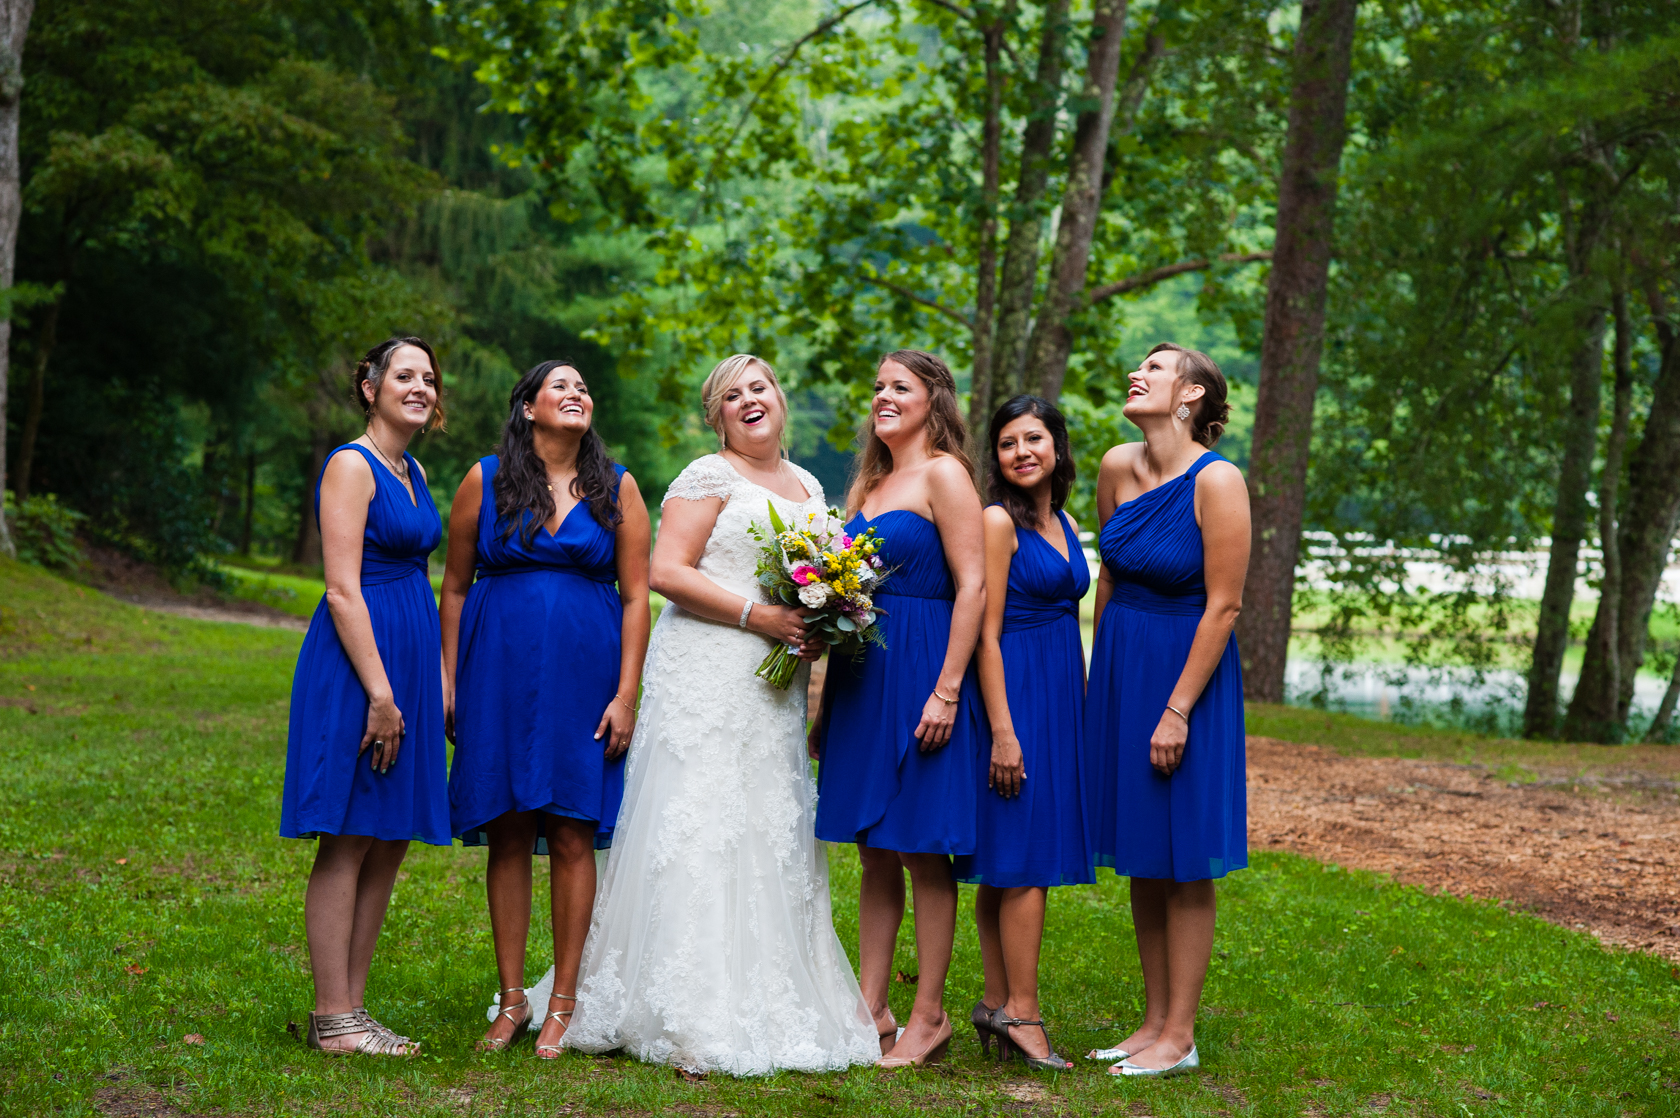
(1090, 445, 1126, 644)
(648, 496, 822, 652)
(596, 474, 653, 758)
(1149, 461, 1251, 776)
(914, 458, 987, 750)
(319, 450, 403, 774)
(976, 507, 1024, 796)
(439, 463, 483, 743)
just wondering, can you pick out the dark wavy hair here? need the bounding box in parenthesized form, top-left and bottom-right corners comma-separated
(1147, 341, 1229, 448)
(353, 336, 447, 431)
(493, 359, 622, 547)
(987, 395, 1075, 530)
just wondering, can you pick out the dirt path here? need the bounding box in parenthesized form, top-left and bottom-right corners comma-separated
(1248, 736, 1680, 961)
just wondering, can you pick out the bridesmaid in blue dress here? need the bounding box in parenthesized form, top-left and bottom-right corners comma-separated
(440, 359, 651, 1057)
(813, 350, 986, 1069)
(1083, 343, 1250, 1079)
(954, 395, 1092, 1072)
(280, 337, 451, 1056)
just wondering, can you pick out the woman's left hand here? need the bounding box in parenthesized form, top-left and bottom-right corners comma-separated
(796, 634, 827, 663)
(595, 695, 637, 759)
(1149, 708, 1188, 776)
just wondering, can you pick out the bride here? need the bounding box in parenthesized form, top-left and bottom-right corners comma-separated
(559, 354, 879, 1075)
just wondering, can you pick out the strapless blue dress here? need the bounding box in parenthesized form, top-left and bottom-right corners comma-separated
(954, 510, 1094, 887)
(815, 510, 984, 856)
(448, 457, 627, 851)
(280, 444, 450, 845)
(1085, 451, 1247, 882)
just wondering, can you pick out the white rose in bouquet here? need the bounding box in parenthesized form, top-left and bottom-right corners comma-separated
(798, 583, 832, 608)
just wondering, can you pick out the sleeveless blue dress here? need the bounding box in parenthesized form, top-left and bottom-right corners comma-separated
(954, 510, 1094, 888)
(448, 457, 627, 852)
(280, 444, 450, 845)
(1085, 451, 1246, 882)
(815, 510, 984, 855)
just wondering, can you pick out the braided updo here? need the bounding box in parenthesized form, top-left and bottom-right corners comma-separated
(1146, 341, 1228, 448)
(352, 336, 447, 432)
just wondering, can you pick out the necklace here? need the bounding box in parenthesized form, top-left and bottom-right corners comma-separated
(364, 432, 409, 482)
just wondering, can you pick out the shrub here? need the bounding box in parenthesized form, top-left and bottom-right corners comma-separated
(5, 493, 87, 571)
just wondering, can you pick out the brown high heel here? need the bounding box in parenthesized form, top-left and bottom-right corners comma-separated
(992, 1006, 1073, 1071)
(475, 988, 532, 1052)
(876, 1013, 952, 1070)
(970, 999, 1002, 1055)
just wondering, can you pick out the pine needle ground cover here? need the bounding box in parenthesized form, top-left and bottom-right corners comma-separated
(1, 558, 1675, 1117)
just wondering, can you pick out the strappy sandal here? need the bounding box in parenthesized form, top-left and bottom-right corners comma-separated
(991, 1006, 1073, 1071)
(354, 1007, 416, 1053)
(476, 988, 532, 1053)
(306, 1010, 417, 1056)
(535, 992, 576, 1060)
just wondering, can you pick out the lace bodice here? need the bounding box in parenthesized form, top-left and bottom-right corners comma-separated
(662, 454, 827, 597)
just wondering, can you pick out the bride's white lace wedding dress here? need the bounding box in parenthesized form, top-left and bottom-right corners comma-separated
(560, 454, 879, 1075)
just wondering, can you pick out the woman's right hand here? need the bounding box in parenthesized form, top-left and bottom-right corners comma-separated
(360, 695, 405, 774)
(988, 729, 1025, 798)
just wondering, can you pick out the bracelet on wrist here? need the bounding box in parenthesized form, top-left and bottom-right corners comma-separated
(1165, 704, 1188, 723)
(933, 688, 959, 705)
(738, 599, 754, 628)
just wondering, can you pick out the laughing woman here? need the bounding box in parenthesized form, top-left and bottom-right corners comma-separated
(954, 395, 1092, 1072)
(441, 360, 652, 1058)
(281, 336, 451, 1056)
(1084, 343, 1250, 1078)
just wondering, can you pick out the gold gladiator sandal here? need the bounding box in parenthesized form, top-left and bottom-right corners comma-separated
(306, 1010, 417, 1056)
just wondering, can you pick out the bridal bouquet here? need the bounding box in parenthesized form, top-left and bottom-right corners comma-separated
(748, 502, 890, 688)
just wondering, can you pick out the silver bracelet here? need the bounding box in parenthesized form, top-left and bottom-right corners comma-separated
(1165, 704, 1189, 723)
(738, 599, 754, 628)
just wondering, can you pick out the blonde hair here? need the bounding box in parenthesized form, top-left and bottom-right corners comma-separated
(853, 349, 973, 504)
(700, 353, 790, 451)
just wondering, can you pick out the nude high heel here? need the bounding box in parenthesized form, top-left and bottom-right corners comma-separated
(877, 1013, 952, 1070)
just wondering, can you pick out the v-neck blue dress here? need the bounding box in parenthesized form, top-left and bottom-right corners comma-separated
(280, 443, 450, 845)
(448, 455, 627, 851)
(1084, 451, 1246, 882)
(815, 509, 985, 856)
(954, 510, 1094, 888)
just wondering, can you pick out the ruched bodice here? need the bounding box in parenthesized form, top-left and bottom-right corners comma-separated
(862, 510, 955, 600)
(1001, 510, 1090, 634)
(319, 443, 442, 584)
(1098, 451, 1217, 614)
(474, 455, 621, 583)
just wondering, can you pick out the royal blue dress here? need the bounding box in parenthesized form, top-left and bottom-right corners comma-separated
(954, 510, 1095, 888)
(1085, 451, 1246, 882)
(815, 510, 984, 856)
(280, 444, 450, 845)
(448, 457, 627, 852)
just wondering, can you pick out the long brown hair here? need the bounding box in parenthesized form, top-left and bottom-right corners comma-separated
(988, 394, 1075, 530)
(853, 349, 973, 505)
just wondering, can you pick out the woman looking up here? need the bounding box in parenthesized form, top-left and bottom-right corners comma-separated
(954, 394, 1092, 1072)
(813, 349, 987, 1070)
(440, 359, 652, 1057)
(1083, 342, 1250, 1078)
(280, 336, 451, 1056)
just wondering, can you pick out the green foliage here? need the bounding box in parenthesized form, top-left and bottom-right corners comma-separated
(3, 493, 86, 571)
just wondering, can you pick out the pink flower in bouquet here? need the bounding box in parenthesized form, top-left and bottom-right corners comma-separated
(840, 534, 854, 549)
(790, 564, 822, 585)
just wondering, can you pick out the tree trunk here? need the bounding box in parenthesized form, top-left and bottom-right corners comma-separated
(1523, 308, 1607, 738)
(1563, 287, 1634, 742)
(1022, 0, 1129, 402)
(0, 0, 35, 557)
(241, 448, 256, 556)
(1230, 0, 1359, 703)
(291, 427, 331, 568)
(965, 15, 1007, 471)
(1646, 656, 1680, 743)
(1611, 278, 1680, 725)
(988, 0, 1070, 400)
(13, 294, 57, 501)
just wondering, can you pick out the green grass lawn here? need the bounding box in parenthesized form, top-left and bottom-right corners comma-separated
(2, 556, 1677, 1117)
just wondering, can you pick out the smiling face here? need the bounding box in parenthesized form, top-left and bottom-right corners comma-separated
(1122, 347, 1203, 424)
(717, 363, 785, 452)
(525, 365, 593, 435)
(871, 359, 932, 446)
(364, 344, 438, 432)
(995, 413, 1057, 493)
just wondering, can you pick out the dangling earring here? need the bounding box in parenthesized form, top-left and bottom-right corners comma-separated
(1176, 404, 1191, 421)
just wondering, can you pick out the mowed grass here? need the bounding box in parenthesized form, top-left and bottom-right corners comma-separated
(1, 557, 1677, 1117)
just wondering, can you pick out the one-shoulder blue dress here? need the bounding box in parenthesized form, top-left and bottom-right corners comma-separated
(280, 443, 450, 845)
(815, 510, 984, 856)
(954, 510, 1094, 888)
(1085, 451, 1246, 882)
(448, 456, 627, 852)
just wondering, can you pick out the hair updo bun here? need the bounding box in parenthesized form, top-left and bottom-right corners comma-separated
(1146, 341, 1228, 448)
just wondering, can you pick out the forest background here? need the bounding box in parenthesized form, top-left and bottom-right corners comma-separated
(1, 0, 1678, 745)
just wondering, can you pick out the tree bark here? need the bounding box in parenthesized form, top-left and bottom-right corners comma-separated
(1563, 286, 1634, 741)
(13, 294, 57, 501)
(1231, 0, 1359, 703)
(1523, 307, 1607, 738)
(988, 0, 1070, 401)
(965, 14, 1007, 470)
(291, 426, 331, 568)
(241, 448, 256, 556)
(1022, 0, 1130, 403)
(1646, 655, 1680, 743)
(0, 0, 35, 557)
